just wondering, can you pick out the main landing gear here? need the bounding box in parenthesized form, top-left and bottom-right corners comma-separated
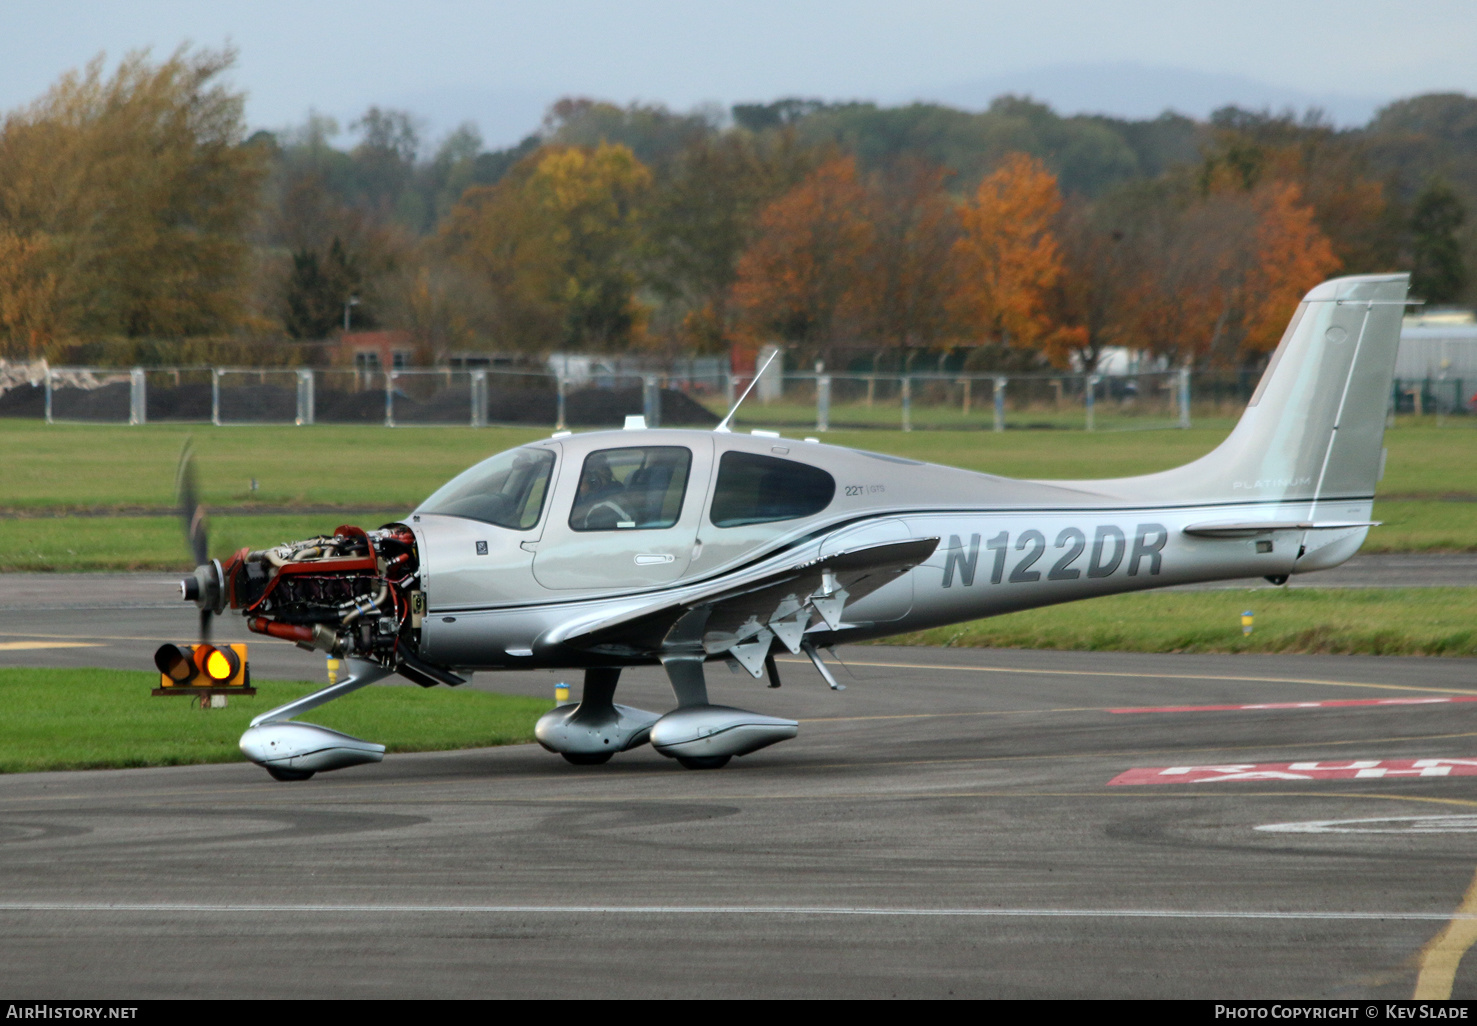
(532, 659, 798, 770)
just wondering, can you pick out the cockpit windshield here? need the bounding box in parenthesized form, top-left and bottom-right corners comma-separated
(416, 447, 555, 530)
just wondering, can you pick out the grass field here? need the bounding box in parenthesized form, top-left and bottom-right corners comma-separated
(0, 668, 550, 774)
(3, 582, 1474, 777)
(0, 417, 1472, 569)
(886, 586, 1477, 658)
(1, 583, 1473, 777)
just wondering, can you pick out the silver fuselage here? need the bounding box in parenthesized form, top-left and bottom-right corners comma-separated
(409, 427, 1370, 671)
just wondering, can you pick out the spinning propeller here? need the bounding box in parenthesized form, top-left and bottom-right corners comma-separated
(176, 440, 224, 639)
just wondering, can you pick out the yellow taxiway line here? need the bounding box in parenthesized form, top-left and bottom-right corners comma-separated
(1415, 865, 1477, 999)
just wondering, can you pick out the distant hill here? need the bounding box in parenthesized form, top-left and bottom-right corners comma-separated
(914, 62, 1386, 128)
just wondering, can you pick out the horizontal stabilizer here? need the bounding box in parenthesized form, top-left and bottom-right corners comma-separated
(1183, 520, 1380, 538)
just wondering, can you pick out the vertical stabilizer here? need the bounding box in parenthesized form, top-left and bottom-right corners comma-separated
(1077, 274, 1408, 507)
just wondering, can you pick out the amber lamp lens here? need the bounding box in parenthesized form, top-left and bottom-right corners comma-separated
(204, 648, 234, 681)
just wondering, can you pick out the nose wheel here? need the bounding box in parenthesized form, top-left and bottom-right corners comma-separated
(675, 755, 731, 770)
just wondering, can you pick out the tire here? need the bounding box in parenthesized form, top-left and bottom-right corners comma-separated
(561, 752, 614, 766)
(265, 765, 315, 782)
(676, 755, 731, 770)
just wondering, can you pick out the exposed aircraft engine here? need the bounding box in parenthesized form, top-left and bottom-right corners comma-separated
(184, 524, 463, 689)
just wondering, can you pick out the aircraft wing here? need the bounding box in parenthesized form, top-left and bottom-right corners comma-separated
(547, 536, 939, 668)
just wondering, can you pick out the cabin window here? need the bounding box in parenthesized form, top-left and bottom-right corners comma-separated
(569, 447, 692, 531)
(416, 447, 554, 530)
(709, 452, 835, 528)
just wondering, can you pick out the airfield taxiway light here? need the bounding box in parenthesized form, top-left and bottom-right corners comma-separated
(555, 682, 571, 705)
(155, 644, 195, 684)
(152, 643, 253, 694)
(1242, 610, 1255, 635)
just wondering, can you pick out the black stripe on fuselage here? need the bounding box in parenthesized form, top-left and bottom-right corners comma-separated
(425, 494, 1369, 614)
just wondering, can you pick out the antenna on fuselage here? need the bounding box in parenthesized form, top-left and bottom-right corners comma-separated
(715, 348, 782, 433)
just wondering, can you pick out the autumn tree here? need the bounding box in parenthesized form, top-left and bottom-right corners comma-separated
(1045, 198, 1133, 371)
(378, 261, 500, 360)
(440, 142, 652, 352)
(1199, 108, 1397, 272)
(1241, 181, 1342, 353)
(0, 232, 59, 356)
(951, 153, 1073, 362)
(529, 143, 652, 350)
(332, 106, 423, 229)
(644, 132, 814, 353)
(542, 98, 716, 169)
(260, 113, 417, 335)
(862, 159, 963, 365)
(0, 46, 267, 354)
(1111, 177, 1339, 366)
(1110, 187, 1244, 366)
(439, 158, 564, 352)
(731, 156, 875, 361)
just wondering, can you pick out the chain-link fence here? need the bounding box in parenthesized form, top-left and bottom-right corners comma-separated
(718, 369, 1192, 432)
(5, 361, 1468, 432)
(213, 368, 304, 424)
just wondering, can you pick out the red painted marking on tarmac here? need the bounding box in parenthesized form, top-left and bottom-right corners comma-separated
(1109, 758, 1477, 786)
(1109, 697, 1477, 714)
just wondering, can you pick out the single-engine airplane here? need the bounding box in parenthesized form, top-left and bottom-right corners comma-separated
(172, 273, 1409, 780)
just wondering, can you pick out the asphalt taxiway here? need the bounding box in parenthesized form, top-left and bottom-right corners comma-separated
(0, 572, 1474, 998)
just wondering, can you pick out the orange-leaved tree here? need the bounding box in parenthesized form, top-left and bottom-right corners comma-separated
(0, 231, 60, 358)
(1241, 180, 1341, 354)
(950, 153, 1071, 360)
(1110, 175, 1339, 368)
(731, 155, 875, 361)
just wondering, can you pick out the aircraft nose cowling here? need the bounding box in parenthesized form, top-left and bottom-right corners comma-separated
(239, 722, 385, 773)
(649, 705, 799, 760)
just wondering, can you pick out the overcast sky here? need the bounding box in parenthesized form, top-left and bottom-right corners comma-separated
(3, 0, 1474, 147)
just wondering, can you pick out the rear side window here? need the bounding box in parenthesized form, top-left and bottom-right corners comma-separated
(709, 452, 835, 528)
(570, 446, 692, 531)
